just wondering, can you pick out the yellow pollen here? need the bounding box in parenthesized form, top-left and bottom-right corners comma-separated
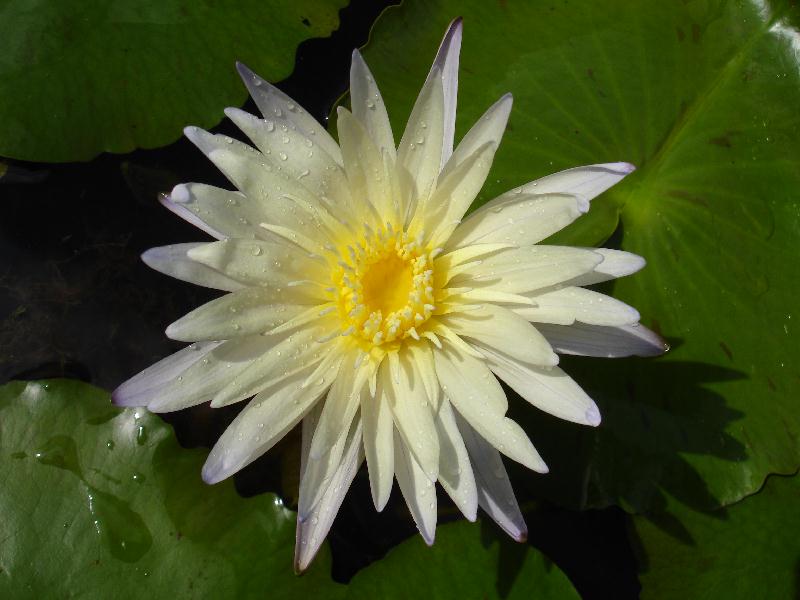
(362, 255, 413, 315)
(331, 226, 436, 348)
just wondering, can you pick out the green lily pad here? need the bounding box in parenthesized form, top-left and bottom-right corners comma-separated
(360, 1, 800, 511)
(346, 520, 580, 600)
(0, 379, 344, 598)
(0, 0, 346, 162)
(632, 472, 800, 599)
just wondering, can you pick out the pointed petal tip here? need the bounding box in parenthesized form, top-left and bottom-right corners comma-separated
(293, 543, 316, 575)
(464, 503, 478, 522)
(201, 459, 227, 485)
(447, 16, 464, 33)
(372, 487, 391, 513)
(585, 404, 602, 427)
(110, 387, 139, 407)
(169, 183, 190, 204)
(293, 560, 308, 576)
(236, 62, 264, 86)
(164, 322, 190, 342)
(515, 529, 528, 543)
(421, 529, 436, 546)
(140, 246, 160, 267)
(617, 161, 636, 174)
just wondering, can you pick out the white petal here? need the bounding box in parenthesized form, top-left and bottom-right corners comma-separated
(167, 183, 273, 241)
(225, 107, 351, 207)
(393, 428, 437, 545)
(435, 400, 478, 521)
(519, 162, 635, 200)
(405, 340, 440, 410)
(568, 249, 646, 286)
(210, 321, 337, 408)
(165, 288, 317, 342)
(298, 411, 362, 520)
(294, 417, 363, 573)
(309, 351, 371, 460)
(428, 18, 462, 168)
(431, 335, 508, 415)
(361, 381, 394, 511)
(517, 287, 640, 326)
(439, 93, 511, 182)
(383, 354, 439, 482)
(397, 68, 444, 220)
(158, 192, 224, 239)
(145, 336, 271, 412)
(299, 400, 323, 476)
(480, 346, 601, 426)
(420, 142, 498, 246)
(446, 192, 587, 249)
(186, 238, 328, 295)
(337, 107, 397, 223)
(456, 415, 528, 542)
(438, 343, 547, 473)
(447, 245, 602, 295)
(235, 62, 343, 165)
(537, 322, 669, 357)
(434, 243, 511, 271)
(141, 243, 244, 292)
(202, 363, 336, 483)
(350, 50, 395, 160)
(183, 127, 339, 247)
(418, 91, 513, 240)
(112, 341, 222, 407)
(442, 304, 558, 368)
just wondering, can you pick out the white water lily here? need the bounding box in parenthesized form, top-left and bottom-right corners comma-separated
(114, 19, 667, 571)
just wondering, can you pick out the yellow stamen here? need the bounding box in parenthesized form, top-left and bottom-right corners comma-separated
(331, 225, 437, 349)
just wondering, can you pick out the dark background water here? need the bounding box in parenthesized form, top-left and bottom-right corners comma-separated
(0, 1, 640, 597)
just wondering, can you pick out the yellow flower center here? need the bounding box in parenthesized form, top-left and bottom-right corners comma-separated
(331, 225, 436, 348)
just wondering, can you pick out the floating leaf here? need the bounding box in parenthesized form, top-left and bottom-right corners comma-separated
(632, 472, 800, 599)
(0, 0, 347, 162)
(0, 379, 344, 598)
(360, 0, 800, 512)
(346, 520, 580, 600)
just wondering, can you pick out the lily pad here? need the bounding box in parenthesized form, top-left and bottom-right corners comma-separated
(346, 520, 580, 600)
(360, 1, 800, 511)
(0, 379, 343, 598)
(0, 0, 346, 162)
(631, 472, 800, 599)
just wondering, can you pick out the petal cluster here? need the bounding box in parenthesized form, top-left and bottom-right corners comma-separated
(114, 19, 667, 571)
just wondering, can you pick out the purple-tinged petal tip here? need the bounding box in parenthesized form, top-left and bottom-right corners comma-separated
(585, 404, 602, 427)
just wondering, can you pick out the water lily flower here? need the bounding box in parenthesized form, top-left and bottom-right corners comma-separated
(114, 19, 667, 571)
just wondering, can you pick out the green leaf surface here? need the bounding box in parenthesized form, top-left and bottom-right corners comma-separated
(0, 379, 344, 598)
(360, 1, 800, 512)
(346, 520, 580, 600)
(0, 0, 346, 162)
(632, 472, 800, 599)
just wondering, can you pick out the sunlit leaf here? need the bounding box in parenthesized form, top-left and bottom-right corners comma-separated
(0, 379, 344, 598)
(360, 0, 800, 512)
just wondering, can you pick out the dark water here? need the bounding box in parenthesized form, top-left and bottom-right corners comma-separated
(0, 1, 639, 597)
